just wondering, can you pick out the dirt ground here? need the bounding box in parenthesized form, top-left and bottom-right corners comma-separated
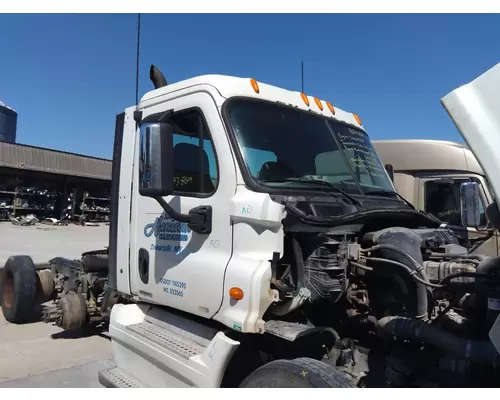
(0, 222, 112, 386)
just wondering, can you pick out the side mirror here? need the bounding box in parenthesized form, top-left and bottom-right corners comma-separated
(139, 122, 174, 198)
(384, 164, 394, 182)
(460, 181, 481, 228)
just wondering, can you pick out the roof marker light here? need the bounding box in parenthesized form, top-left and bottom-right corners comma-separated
(326, 102, 336, 114)
(353, 114, 362, 125)
(250, 79, 260, 94)
(314, 97, 323, 111)
(300, 93, 310, 106)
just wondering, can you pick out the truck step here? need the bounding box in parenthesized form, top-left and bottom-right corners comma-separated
(99, 367, 146, 388)
(126, 320, 206, 359)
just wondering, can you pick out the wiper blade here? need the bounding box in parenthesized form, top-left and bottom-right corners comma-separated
(286, 177, 362, 207)
(364, 190, 415, 210)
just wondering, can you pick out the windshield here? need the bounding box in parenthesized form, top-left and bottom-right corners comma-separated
(225, 99, 394, 195)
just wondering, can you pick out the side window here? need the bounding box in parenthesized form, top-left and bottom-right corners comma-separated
(424, 179, 487, 227)
(170, 109, 218, 195)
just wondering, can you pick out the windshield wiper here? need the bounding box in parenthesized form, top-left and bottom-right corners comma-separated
(363, 190, 415, 210)
(262, 177, 362, 207)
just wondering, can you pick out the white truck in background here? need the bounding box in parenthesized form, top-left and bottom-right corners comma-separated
(372, 139, 499, 256)
(4, 63, 500, 388)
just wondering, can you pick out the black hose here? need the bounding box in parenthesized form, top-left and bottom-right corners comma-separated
(363, 228, 431, 320)
(291, 237, 305, 297)
(274, 237, 305, 298)
(376, 316, 500, 366)
(476, 256, 500, 277)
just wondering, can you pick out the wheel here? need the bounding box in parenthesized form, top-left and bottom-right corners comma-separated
(239, 357, 358, 388)
(1, 256, 38, 323)
(58, 292, 88, 331)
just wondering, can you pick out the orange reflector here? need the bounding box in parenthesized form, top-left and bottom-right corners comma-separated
(353, 114, 362, 125)
(314, 97, 323, 111)
(326, 102, 335, 114)
(300, 93, 310, 106)
(229, 287, 244, 301)
(250, 79, 260, 94)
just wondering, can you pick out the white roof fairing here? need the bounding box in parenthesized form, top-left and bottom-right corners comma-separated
(138, 74, 365, 131)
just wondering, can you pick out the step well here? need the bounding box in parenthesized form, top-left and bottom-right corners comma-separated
(126, 321, 206, 359)
(99, 367, 146, 388)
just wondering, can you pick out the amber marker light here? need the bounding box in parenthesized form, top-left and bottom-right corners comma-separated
(300, 93, 310, 106)
(326, 102, 336, 114)
(229, 287, 244, 301)
(353, 113, 362, 125)
(250, 79, 260, 94)
(314, 97, 323, 111)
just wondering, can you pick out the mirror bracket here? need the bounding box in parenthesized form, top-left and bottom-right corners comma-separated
(155, 197, 212, 235)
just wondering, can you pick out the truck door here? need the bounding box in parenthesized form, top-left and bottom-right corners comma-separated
(129, 91, 236, 318)
(418, 174, 498, 256)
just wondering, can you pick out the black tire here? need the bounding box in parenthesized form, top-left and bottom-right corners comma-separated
(1, 256, 38, 323)
(239, 357, 358, 388)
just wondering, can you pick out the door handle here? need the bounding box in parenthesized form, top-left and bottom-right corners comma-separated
(138, 248, 149, 284)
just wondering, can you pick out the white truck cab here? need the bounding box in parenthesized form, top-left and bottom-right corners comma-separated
(96, 64, 500, 388)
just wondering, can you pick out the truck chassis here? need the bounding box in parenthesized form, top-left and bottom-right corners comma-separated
(1, 250, 121, 332)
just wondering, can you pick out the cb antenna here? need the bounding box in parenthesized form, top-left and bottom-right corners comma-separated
(301, 60, 304, 93)
(135, 13, 141, 107)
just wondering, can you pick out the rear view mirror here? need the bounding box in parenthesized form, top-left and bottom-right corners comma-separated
(460, 181, 481, 228)
(139, 122, 174, 198)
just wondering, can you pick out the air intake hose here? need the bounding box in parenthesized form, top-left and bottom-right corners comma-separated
(377, 316, 500, 366)
(364, 227, 430, 320)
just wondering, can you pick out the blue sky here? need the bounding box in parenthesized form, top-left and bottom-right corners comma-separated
(0, 13, 499, 160)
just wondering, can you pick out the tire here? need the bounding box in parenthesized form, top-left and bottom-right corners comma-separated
(1, 256, 38, 323)
(239, 357, 358, 388)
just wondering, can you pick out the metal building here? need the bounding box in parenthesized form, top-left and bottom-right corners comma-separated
(0, 141, 112, 223)
(0, 101, 17, 143)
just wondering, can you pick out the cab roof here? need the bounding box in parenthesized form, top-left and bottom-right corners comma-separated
(372, 139, 484, 175)
(139, 74, 364, 131)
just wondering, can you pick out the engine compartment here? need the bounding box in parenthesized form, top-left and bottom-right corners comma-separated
(265, 197, 500, 387)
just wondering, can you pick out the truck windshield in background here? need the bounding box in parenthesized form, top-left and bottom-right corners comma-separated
(225, 98, 394, 195)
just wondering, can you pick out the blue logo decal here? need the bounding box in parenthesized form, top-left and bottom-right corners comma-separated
(144, 215, 191, 242)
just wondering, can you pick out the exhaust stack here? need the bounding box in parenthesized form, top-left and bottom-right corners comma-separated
(150, 64, 167, 89)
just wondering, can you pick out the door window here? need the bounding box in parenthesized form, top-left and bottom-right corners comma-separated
(424, 179, 487, 227)
(168, 109, 219, 196)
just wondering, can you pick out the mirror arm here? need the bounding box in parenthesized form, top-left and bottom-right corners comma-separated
(154, 197, 212, 235)
(155, 196, 192, 223)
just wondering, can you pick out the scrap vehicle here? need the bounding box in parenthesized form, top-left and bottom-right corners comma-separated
(3, 63, 500, 388)
(372, 139, 499, 256)
(1, 248, 112, 330)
